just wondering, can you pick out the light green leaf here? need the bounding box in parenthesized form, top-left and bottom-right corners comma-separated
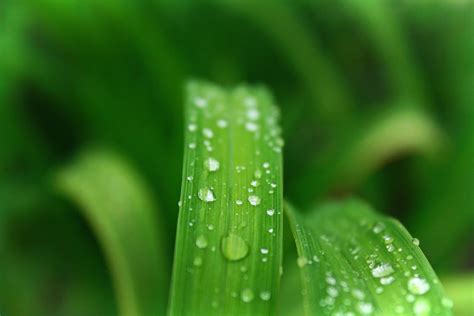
(56, 149, 168, 316)
(286, 199, 453, 316)
(168, 81, 284, 315)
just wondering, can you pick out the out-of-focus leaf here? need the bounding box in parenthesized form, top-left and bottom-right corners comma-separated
(168, 81, 284, 315)
(291, 107, 444, 204)
(56, 149, 168, 316)
(442, 274, 474, 316)
(286, 199, 453, 315)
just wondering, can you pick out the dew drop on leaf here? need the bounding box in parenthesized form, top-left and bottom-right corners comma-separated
(248, 195, 261, 206)
(195, 235, 208, 249)
(259, 291, 271, 301)
(204, 157, 220, 172)
(266, 209, 275, 216)
(371, 263, 394, 278)
(221, 234, 249, 261)
(198, 188, 216, 202)
(408, 277, 430, 295)
(241, 288, 254, 303)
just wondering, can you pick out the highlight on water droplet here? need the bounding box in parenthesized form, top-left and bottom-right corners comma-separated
(221, 234, 249, 261)
(198, 187, 216, 202)
(266, 209, 275, 216)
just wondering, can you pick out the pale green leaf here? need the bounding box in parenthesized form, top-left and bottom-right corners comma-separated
(286, 199, 453, 316)
(56, 149, 168, 316)
(168, 81, 284, 315)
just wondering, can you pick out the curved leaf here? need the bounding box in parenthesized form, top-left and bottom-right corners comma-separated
(286, 199, 453, 316)
(56, 149, 168, 316)
(168, 81, 284, 315)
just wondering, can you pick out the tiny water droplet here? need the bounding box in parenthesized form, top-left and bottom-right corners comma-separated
(357, 302, 374, 315)
(372, 263, 394, 278)
(236, 200, 243, 206)
(217, 119, 228, 128)
(193, 256, 203, 266)
(266, 209, 275, 216)
(221, 234, 249, 261)
(195, 235, 208, 249)
(245, 122, 259, 132)
(248, 195, 261, 206)
(373, 222, 385, 234)
(198, 188, 216, 202)
(204, 157, 220, 172)
(408, 277, 430, 295)
(194, 97, 207, 108)
(202, 128, 214, 138)
(381, 276, 395, 285)
(188, 123, 197, 132)
(413, 298, 431, 315)
(260, 248, 269, 254)
(259, 291, 271, 301)
(250, 180, 259, 187)
(412, 238, 420, 246)
(241, 288, 254, 303)
(297, 256, 308, 268)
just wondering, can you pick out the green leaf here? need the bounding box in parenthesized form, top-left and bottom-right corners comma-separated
(168, 81, 284, 315)
(56, 149, 168, 316)
(286, 199, 453, 316)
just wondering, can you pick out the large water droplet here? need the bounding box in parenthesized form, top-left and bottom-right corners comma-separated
(221, 234, 249, 261)
(241, 288, 254, 303)
(408, 277, 430, 295)
(371, 263, 394, 278)
(195, 235, 208, 249)
(248, 195, 261, 206)
(198, 188, 216, 202)
(204, 157, 220, 172)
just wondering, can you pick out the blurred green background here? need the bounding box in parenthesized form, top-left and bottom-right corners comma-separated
(0, 0, 473, 315)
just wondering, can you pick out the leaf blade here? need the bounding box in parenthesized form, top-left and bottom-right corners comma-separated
(286, 199, 453, 316)
(168, 81, 284, 315)
(56, 149, 168, 316)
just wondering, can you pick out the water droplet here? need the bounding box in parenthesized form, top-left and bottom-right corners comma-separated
(241, 288, 254, 303)
(441, 297, 453, 309)
(327, 287, 339, 297)
(408, 277, 430, 295)
(204, 157, 220, 172)
(373, 222, 385, 234)
(194, 97, 207, 108)
(326, 276, 336, 285)
(203, 128, 214, 138)
(245, 122, 259, 132)
(297, 256, 308, 268)
(357, 302, 374, 315)
(266, 209, 275, 216)
(254, 169, 262, 179)
(198, 188, 216, 202)
(247, 108, 260, 120)
(188, 123, 197, 132)
(217, 119, 228, 128)
(381, 276, 395, 285)
(372, 263, 394, 278)
(193, 256, 203, 266)
(412, 238, 420, 246)
(413, 298, 431, 315)
(260, 248, 269, 254)
(250, 180, 259, 187)
(268, 228, 274, 234)
(195, 235, 208, 249)
(262, 162, 270, 169)
(221, 234, 249, 261)
(189, 142, 196, 149)
(259, 291, 271, 301)
(248, 195, 261, 206)
(352, 289, 365, 300)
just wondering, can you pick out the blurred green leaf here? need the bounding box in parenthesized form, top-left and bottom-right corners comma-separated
(168, 81, 284, 315)
(286, 199, 453, 315)
(56, 149, 168, 316)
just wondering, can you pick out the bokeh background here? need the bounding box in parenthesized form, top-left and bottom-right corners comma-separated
(1, 0, 473, 315)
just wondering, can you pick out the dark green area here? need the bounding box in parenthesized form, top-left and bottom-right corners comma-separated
(0, 0, 472, 314)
